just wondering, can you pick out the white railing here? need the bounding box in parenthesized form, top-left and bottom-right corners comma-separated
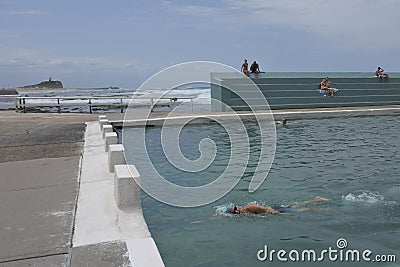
(14, 96, 194, 113)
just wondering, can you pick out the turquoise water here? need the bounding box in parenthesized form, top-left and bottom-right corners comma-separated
(122, 115, 400, 266)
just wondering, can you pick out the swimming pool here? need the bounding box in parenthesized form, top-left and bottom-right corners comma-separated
(121, 115, 400, 266)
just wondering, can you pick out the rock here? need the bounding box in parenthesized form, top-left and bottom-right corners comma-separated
(21, 80, 64, 89)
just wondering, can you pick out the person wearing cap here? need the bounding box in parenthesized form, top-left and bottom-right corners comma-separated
(191, 197, 330, 224)
(226, 196, 330, 215)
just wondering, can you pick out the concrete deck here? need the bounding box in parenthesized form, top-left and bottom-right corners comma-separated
(72, 121, 164, 267)
(0, 111, 164, 266)
(0, 111, 97, 265)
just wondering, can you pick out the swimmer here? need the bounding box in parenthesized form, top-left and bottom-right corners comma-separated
(275, 118, 287, 125)
(191, 197, 330, 224)
(227, 196, 330, 215)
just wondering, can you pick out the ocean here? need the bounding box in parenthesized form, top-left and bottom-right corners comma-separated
(0, 85, 211, 112)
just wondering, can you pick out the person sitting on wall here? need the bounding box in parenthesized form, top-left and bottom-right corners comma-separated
(375, 66, 384, 77)
(320, 77, 338, 97)
(320, 77, 331, 96)
(375, 67, 389, 81)
(241, 59, 250, 77)
(319, 78, 327, 92)
(250, 61, 260, 78)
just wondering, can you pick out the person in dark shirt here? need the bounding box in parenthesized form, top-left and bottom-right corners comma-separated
(250, 61, 260, 78)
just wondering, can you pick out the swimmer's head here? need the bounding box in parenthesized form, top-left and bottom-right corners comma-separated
(282, 118, 287, 124)
(227, 204, 240, 214)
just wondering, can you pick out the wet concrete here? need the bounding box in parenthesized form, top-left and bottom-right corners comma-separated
(70, 241, 131, 267)
(0, 157, 78, 262)
(0, 112, 99, 266)
(0, 112, 95, 163)
(0, 111, 154, 266)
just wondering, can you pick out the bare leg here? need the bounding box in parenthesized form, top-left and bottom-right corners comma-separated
(291, 196, 330, 208)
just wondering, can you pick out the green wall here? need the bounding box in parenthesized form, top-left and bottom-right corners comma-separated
(211, 73, 400, 111)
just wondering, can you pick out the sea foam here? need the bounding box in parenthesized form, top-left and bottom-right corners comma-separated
(343, 190, 385, 204)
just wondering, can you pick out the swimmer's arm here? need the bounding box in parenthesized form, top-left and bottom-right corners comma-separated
(191, 216, 223, 224)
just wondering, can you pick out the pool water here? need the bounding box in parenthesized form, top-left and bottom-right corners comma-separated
(121, 115, 400, 267)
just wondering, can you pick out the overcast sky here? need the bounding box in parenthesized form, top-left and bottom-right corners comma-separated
(1, 0, 399, 88)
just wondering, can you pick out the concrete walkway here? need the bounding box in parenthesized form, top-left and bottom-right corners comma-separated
(0, 111, 165, 266)
(0, 111, 96, 266)
(72, 120, 164, 267)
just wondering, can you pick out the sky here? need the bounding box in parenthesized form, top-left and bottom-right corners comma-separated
(1, 0, 399, 88)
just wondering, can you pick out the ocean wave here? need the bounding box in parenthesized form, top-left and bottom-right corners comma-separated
(214, 204, 231, 216)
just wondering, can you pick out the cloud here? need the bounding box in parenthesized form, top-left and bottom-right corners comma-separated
(229, 1, 398, 38)
(0, 44, 146, 73)
(166, 0, 400, 50)
(0, 0, 14, 5)
(0, 44, 157, 87)
(0, 30, 19, 38)
(164, 2, 239, 30)
(7, 10, 47, 15)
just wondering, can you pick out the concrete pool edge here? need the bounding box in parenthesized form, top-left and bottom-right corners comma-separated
(107, 105, 400, 127)
(72, 118, 165, 267)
